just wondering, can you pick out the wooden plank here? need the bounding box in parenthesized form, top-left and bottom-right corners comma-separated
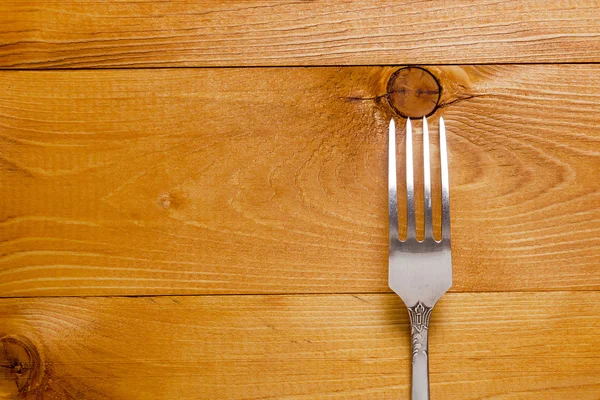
(0, 292, 599, 399)
(1, 65, 600, 296)
(1, 1, 600, 68)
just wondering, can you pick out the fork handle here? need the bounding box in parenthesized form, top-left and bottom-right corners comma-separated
(408, 302, 432, 400)
(411, 332, 430, 400)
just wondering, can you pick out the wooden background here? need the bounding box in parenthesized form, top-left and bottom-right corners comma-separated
(1, 1, 600, 399)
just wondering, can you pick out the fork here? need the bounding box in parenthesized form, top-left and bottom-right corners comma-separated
(388, 117, 452, 400)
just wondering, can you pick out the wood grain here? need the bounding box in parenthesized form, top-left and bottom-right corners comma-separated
(1, 292, 599, 399)
(1, 65, 600, 296)
(2, 1, 600, 68)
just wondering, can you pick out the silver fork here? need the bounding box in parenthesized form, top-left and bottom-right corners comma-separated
(388, 117, 452, 400)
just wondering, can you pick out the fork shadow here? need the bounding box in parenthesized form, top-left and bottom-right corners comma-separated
(383, 293, 412, 396)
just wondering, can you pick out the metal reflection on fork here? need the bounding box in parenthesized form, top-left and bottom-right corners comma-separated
(388, 117, 452, 400)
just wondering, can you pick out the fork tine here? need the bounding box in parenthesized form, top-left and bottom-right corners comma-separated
(388, 119, 399, 242)
(440, 117, 451, 241)
(405, 118, 416, 240)
(423, 117, 433, 240)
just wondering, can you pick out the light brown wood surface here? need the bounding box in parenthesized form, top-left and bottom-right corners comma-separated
(2, 65, 600, 297)
(1, 292, 600, 399)
(3, 2, 600, 398)
(2, 1, 600, 68)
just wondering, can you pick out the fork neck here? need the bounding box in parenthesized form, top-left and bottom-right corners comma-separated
(409, 302, 432, 400)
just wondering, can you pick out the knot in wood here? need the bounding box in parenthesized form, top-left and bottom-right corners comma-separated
(0, 336, 42, 396)
(387, 67, 441, 118)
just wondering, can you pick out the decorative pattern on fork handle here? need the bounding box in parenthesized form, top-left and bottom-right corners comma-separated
(408, 302, 432, 364)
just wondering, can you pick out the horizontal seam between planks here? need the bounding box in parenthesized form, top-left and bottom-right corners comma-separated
(0, 289, 599, 300)
(3, 61, 600, 71)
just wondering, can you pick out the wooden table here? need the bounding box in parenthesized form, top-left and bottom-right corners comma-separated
(2, 2, 600, 399)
